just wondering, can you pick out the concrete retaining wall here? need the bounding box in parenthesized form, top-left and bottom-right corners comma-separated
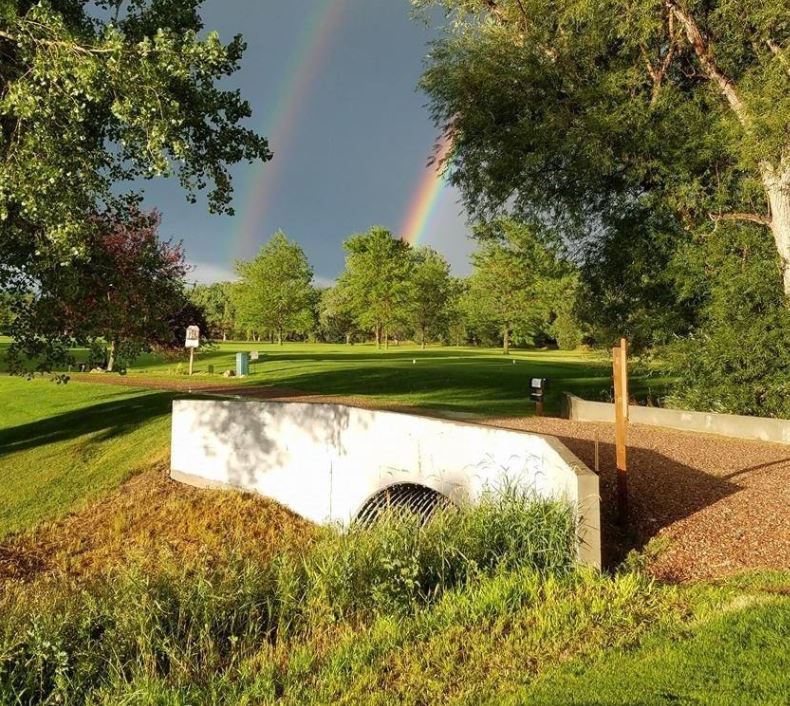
(170, 399, 600, 568)
(565, 393, 790, 444)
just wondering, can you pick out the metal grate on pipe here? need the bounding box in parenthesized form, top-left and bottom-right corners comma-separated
(355, 483, 455, 527)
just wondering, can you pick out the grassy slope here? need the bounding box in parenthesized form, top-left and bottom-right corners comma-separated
(0, 376, 176, 537)
(1, 338, 672, 416)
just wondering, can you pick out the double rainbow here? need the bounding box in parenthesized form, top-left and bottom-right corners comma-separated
(399, 131, 453, 246)
(235, 0, 348, 260)
(236, 1, 453, 258)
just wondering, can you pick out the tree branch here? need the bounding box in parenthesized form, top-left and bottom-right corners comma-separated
(0, 29, 117, 55)
(666, 1, 751, 128)
(709, 211, 772, 228)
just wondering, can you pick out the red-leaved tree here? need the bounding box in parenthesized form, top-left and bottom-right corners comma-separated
(8, 209, 205, 373)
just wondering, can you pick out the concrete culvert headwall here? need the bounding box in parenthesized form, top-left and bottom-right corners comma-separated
(170, 399, 601, 568)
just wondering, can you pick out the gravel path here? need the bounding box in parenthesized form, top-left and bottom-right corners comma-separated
(72, 374, 790, 581)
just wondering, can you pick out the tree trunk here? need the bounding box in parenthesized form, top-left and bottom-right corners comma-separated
(106, 338, 117, 372)
(277, 328, 283, 345)
(421, 325, 426, 350)
(763, 165, 790, 296)
(345, 332, 351, 345)
(375, 324, 381, 349)
(502, 327, 510, 355)
(384, 328, 389, 349)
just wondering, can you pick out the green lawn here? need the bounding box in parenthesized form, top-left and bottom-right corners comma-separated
(0, 350, 787, 705)
(0, 338, 673, 417)
(0, 338, 671, 536)
(0, 376, 178, 538)
(518, 573, 790, 706)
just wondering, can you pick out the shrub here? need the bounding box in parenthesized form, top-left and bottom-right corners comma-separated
(667, 223, 790, 417)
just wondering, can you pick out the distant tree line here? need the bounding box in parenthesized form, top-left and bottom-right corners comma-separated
(188, 222, 584, 353)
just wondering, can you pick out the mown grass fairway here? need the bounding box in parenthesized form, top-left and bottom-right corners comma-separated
(0, 376, 177, 537)
(0, 339, 668, 537)
(0, 338, 671, 416)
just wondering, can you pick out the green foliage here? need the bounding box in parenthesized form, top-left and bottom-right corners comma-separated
(5, 209, 199, 373)
(189, 281, 236, 340)
(337, 227, 413, 347)
(0, 291, 14, 334)
(234, 232, 316, 344)
(416, 0, 788, 232)
(0, 0, 268, 253)
(576, 206, 699, 352)
(318, 284, 357, 343)
(464, 218, 584, 352)
(406, 246, 455, 347)
(0, 0, 268, 368)
(667, 223, 790, 417)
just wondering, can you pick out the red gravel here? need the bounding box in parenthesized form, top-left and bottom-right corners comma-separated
(70, 375, 790, 581)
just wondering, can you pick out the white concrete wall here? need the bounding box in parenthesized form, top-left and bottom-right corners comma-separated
(170, 399, 600, 567)
(565, 393, 790, 444)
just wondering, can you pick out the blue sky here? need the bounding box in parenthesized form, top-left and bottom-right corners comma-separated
(138, 0, 474, 285)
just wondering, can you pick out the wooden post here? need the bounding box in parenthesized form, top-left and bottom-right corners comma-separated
(612, 337, 629, 523)
(535, 399, 544, 417)
(188, 347, 194, 376)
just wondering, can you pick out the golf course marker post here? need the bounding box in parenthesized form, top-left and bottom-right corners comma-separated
(185, 325, 200, 376)
(612, 337, 629, 523)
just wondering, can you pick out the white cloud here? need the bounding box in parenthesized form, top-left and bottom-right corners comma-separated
(187, 261, 238, 285)
(313, 275, 336, 289)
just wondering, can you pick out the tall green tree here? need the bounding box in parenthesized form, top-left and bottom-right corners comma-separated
(407, 246, 454, 349)
(338, 226, 413, 348)
(463, 236, 532, 355)
(318, 284, 357, 344)
(7, 209, 196, 373)
(189, 281, 236, 340)
(416, 0, 790, 293)
(463, 218, 581, 353)
(234, 232, 315, 345)
(1, 0, 269, 366)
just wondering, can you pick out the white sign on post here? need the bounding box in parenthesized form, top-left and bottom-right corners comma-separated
(185, 325, 200, 376)
(250, 351, 259, 361)
(185, 325, 200, 349)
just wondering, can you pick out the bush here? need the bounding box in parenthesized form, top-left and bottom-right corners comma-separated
(667, 224, 790, 417)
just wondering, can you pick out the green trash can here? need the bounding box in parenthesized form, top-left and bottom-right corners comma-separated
(235, 351, 250, 377)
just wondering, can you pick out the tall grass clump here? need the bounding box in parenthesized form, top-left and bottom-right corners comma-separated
(305, 488, 576, 620)
(0, 491, 576, 704)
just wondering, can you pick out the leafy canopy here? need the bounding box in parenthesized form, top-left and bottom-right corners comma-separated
(234, 231, 315, 344)
(6, 209, 197, 373)
(0, 0, 270, 363)
(416, 0, 788, 226)
(464, 218, 581, 352)
(336, 226, 413, 346)
(406, 246, 455, 347)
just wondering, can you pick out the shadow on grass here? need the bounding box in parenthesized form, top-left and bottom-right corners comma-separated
(228, 359, 643, 416)
(0, 391, 178, 457)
